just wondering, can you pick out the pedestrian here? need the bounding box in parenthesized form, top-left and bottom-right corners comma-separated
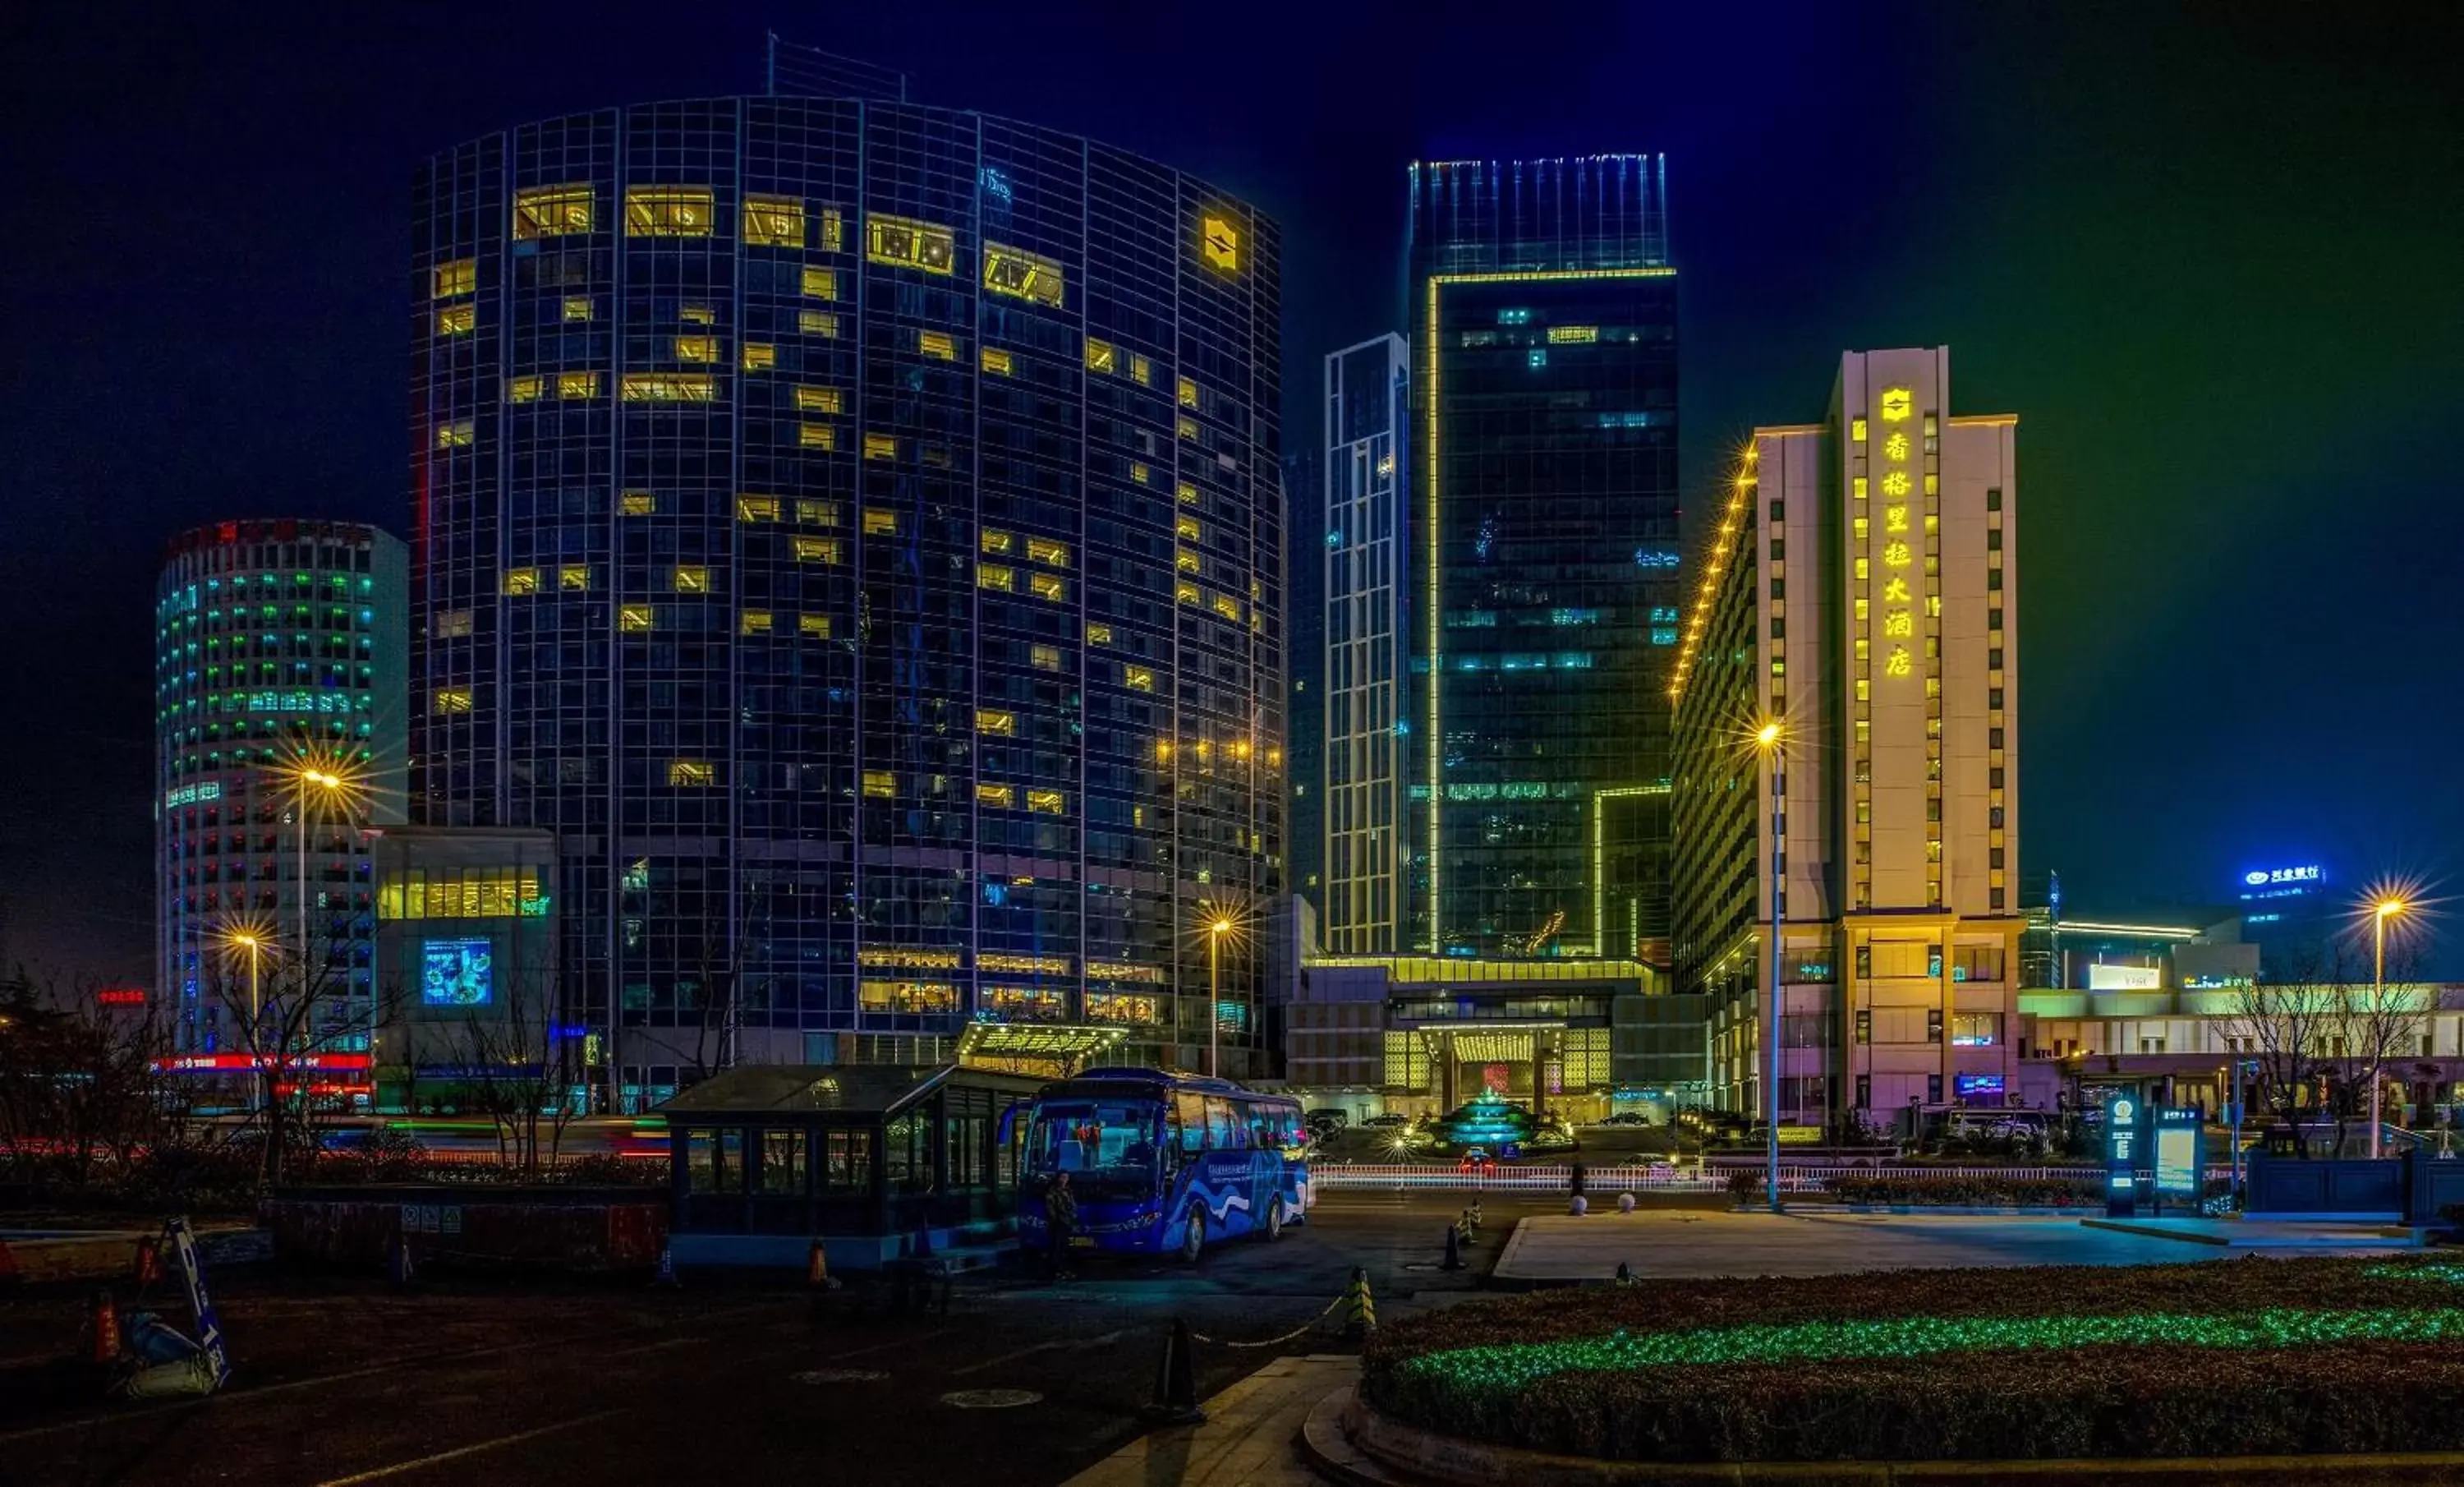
(1045, 1171, 1078, 1281)
(1570, 1159, 1589, 1199)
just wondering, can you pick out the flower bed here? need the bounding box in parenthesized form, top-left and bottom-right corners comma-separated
(1361, 1258, 2464, 1462)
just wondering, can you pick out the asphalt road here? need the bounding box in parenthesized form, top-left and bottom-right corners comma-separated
(0, 1190, 1542, 1487)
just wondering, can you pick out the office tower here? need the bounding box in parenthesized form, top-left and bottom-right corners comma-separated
(155, 519, 409, 1084)
(1321, 334, 1411, 953)
(1406, 156, 1679, 961)
(409, 71, 1283, 1107)
(1284, 450, 1323, 912)
(1671, 347, 2020, 1124)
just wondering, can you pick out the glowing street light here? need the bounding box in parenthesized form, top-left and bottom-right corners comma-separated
(2370, 894, 2413, 1158)
(1752, 718, 1786, 1213)
(278, 750, 368, 977)
(1207, 913, 1238, 1079)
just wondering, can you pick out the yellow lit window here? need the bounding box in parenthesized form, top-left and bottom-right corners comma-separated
(1924, 472, 1940, 495)
(798, 614, 830, 638)
(1030, 573, 1067, 602)
(1177, 375, 1198, 408)
(1026, 789, 1064, 815)
(622, 490, 655, 516)
(863, 509, 897, 536)
(1124, 664, 1154, 692)
(620, 373, 717, 403)
(981, 347, 1014, 375)
(981, 529, 1015, 555)
(672, 566, 710, 593)
(865, 212, 954, 274)
(434, 259, 476, 298)
(436, 303, 476, 336)
(1155, 739, 1174, 764)
(1854, 557, 1869, 581)
(1026, 537, 1069, 567)
(796, 500, 840, 526)
(563, 296, 593, 322)
(679, 303, 716, 325)
(1126, 353, 1152, 386)
(432, 688, 473, 714)
(669, 760, 715, 787)
(792, 537, 841, 564)
(1176, 579, 1201, 604)
(982, 242, 1064, 306)
(1085, 338, 1116, 375)
(818, 208, 844, 251)
(742, 343, 777, 371)
(559, 564, 591, 592)
(1547, 324, 1599, 344)
(918, 329, 956, 361)
(1850, 417, 1869, 443)
(1210, 593, 1240, 621)
(1030, 644, 1062, 671)
(976, 710, 1015, 736)
(1177, 416, 1198, 441)
(802, 266, 838, 299)
(798, 423, 836, 450)
(1176, 516, 1202, 542)
(862, 432, 896, 461)
(862, 771, 894, 799)
(1087, 622, 1112, 645)
(625, 186, 714, 237)
(1177, 482, 1198, 504)
(619, 605, 653, 633)
(508, 375, 544, 404)
(436, 420, 474, 449)
(1129, 462, 1150, 485)
(1200, 213, 1239, 272)
(1851, 476, 1868, 500)
(795, 386, 843, 414)
(977, 783, 1015, 808)
(513, 184, 593, 240)
(799, 310, 840, 337)
(1177, 549, 1201, 573)
(737, 495, 781, 523)
(674, 335, 719, 363)
(742, 194, 804, 247)
(978, 564, 1015, 592)
(741, 610, 774, 636)
(558, 371, 600, 398)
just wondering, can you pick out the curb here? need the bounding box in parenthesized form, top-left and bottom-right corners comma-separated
(1309, 1383, 2464, 1485)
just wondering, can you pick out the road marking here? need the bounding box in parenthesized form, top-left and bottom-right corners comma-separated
(312, 1408, 620, 1486)
(600, 1335, 704, 1359)
(824, 1328, 951, 1364)
(950, 1328, 1127, 1376)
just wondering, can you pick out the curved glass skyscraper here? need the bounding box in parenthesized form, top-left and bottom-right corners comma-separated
(410, 87, 1282, 1103)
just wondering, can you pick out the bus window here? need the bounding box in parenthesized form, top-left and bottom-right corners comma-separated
(1032, 1101, 1162, 1179)
(1176, 1092, 1208, 1153)
(1205, 1097, 1242, 1149)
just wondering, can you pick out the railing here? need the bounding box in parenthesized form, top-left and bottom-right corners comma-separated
(1308, 1162, 2237, 1195)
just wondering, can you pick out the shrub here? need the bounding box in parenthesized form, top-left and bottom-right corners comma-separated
(1823, 1173, 2099, 1207)
(556, 1153, 667, 1187)
(1722, 1169, 1762, 1203)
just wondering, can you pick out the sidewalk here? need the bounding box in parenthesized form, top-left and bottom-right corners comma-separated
(2079, 1216, 2425, 1249)
(1058, 1353, 1355, 1487)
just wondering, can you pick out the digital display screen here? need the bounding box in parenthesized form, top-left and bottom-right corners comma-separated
(421, 937, 494, 1006)
(1954, 1074, 2005, 1097)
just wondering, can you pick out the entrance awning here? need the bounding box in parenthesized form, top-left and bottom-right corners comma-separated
(956, 1020, 1129, 1079)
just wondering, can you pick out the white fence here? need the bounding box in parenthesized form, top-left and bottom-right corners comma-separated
(1308, 1162, 2234, 1195)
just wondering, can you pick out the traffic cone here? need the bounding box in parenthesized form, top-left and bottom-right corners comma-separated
(1467, 1199, 1483, 1231)
(1342, 1266, 1377, 1337)
(1614, 1261, 1639, 1287)
(133, 1236, 161, 1288)
(88, 1287, 122, 1365)
(806, 1238, 838, 1291)
(1441, 1223, 1464, 1272)
(387, 1232, 417, 1289)
(1142, 1318, 1207, 1425)
(652, 1241, 679, 1289)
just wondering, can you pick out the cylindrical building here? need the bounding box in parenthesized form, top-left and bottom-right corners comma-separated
(154, 519, 410, 1084)
(409, 88, 1283, 1106)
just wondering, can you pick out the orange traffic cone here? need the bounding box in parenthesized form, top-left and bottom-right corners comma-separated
(88, 1287, 122, 1365)
(133, 1236, 161, 1288)
(807, 1239, 838, 1291)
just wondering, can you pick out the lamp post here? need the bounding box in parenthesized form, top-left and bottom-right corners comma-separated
(220, 928, 267, 1111)
(288, 766, 348, 974)
(2370, 895, 2411, 1158)
(1208, 917, 1234, 1079)
(1756, 721, 1785, 1213)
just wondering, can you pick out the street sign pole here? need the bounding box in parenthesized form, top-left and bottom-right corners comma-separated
(2103, 1091, 2140, 1220)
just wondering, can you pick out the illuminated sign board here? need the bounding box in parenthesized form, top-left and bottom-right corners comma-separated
(422, 937, 494, 1006)
(156, 1053, 373, 1074)
(163, 782, 223, 808)
(2103, 1091, 2142, 1218)
(95, 987, 149, 1006)
(2088, 964, 2163, 992)
(2239, 864, 2322, 900)
(2154, 1107, 2203, 1200)
(1954, 1073, 2005, 1098)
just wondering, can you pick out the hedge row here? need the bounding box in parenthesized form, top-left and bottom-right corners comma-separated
(1823, 1173, 2102, 1206)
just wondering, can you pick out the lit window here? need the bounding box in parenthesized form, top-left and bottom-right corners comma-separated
(1123, 665, 1154, 692)
(508, 375, 544, 404)
(672, 567, 709, 593)
(434, 609, 474, 638)
(1026, 789, 1064, 815)
(558, 371, 600, 398)
(1031, 645, 1062, 671)
(513, 184, 593, 240)
(1200, 213, 1239, 272)
(621, 490, 655, 516)
(1126, 353, 1152, 387)
(977, 710, 1015, 736)
(1211, 593, 1240, 621)
(865, 212, 954, 274)
(436, 420, 474, 449)
(563, 296, 593, 322)
(792, 537, 840, 564)
(501, 568, 540, 596)
(818, 208, 844, 251)
(618, 605, 653, 633)
(1850, 417, 1869, 443)
(432, 688, 473, 714)
(799, 310, 840, 337)
(1177, 550, 1201, 573)
(674, 336, 719, 363)
(863, 509, 896, 536)
(1547, 325, 1599, 344)
(1129, 462, 1150, 485)
(1176, 516, 1202, 542)
(433, 260, 476, 298)
(862, 771, 894, 799)
(981, 347, 1014, 375)
(1030, 573, 1067, 602)
(625, 186, 715, 237)
(741, 610, 774, 636)
(1177, 482, 1199, 504)
(620, 374, 716, 403)
(1085, 338, 1116, 375)
(977, 783, 1016, 808)
(679, 303, 715, 325)
(669, 760, 715, 787)
(795, 386, 843, 413)
(917, 329, 956, 361)
(862, 433, 896, 461)
(1177, 416, 1198, 440)
(798, 614, 830, 638)
(1177, 375, 1198, 408)
(796, 500, 840, 527)
(978, 564, 1015, 592)
(742, 194, 805, 247)
(736, 495, 781, 523)
(1087, 622, 1112, 645)
(1176, 579, 1201, 603)
(982, 242, 1064, 306)
(801, 266, 838, 299)
(1026, 537, 1070, 567)
(980, 529, 1015, 555)
(559, 565, 591, 592)
(798, 423, 836, 450)
(436, 304, 476, 336)
(742, 343, 776, 372)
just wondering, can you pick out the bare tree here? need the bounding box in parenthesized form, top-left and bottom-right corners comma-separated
(198, 917, 396, 1186)
(2224, 943, 2337, 1156)
(2340, 936, 2429, 1151)
(0, 971, 186, 1192)
(433, 957, 578, 1177)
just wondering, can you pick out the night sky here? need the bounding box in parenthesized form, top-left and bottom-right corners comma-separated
(6, 2, 2459, 986)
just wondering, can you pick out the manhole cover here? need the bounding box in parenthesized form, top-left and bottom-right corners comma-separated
(794, 1368, 890, 1384)
(941, 1388, 1043, 1409)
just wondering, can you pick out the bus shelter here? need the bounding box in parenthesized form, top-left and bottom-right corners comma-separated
(659, 1064, 1045, 1270)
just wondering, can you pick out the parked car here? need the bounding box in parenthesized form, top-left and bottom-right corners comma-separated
(1361, 1113, 1410, 1129)
(1599, 1112, 1651, 1127)
(1305, 1108, 1349, 1132)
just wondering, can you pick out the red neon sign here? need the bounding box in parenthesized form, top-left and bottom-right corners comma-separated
(95, 988, 149, 1006)
(154, 1053, 373, 1074)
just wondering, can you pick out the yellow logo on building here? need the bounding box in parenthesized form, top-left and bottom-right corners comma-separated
(1201, 214, 1240, 273)
(1880, 386, 1913, 421)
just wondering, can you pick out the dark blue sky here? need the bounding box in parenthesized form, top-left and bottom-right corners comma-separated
(3, 2, 2457, 983)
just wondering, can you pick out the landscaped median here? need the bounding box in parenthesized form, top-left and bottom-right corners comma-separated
(1355, 1258, 2464, 1473)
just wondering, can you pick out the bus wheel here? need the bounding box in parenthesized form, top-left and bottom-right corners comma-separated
(1179, 1208, 1207, 1264)
(1265, 1197, 1285, 1241)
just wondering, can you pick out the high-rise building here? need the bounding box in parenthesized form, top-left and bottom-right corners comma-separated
(1321, 334, 1411, 954)
(1671, 347, 2020, 1126)
(1406, 156, 1680, 961)
(1284, 450, 1324, 912)
(408, 63, 1283, 1107)
(154, 519, 409, 1082)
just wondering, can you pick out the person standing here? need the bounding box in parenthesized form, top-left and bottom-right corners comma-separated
(1045, 1172, 1079, 1281)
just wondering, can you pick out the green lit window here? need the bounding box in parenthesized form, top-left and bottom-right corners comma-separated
(1547, 324, 1599, 344)
(625, 186, 714, 237)
(865, 212, 954, 274)
(433, 259, 476, 298)
(982, 242, 1064, 306)
(741, 194, 804, 247)
(513, 184, 593, 240)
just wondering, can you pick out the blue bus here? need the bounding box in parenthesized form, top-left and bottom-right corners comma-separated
(1019, 1069, 1308, 1262)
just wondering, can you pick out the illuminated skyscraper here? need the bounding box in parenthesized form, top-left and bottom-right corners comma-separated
(1671, 347, 2020, 1124)
(1321, 334, 1410, 954)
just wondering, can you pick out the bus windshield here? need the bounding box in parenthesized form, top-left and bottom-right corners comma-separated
(1026, 1100, 1163, 1192)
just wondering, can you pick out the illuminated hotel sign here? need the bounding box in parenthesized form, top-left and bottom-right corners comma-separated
(164, 781, 223, 808)
(1878, 385, 1915, 681)
(2239, 864, 2323, 900)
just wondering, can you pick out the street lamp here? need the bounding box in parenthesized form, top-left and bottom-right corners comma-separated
(1208, 915, 1235, 1079)
(286, 763, 352, 973)
(2370, 895, 2411, 1158)
(217, 925, 269, 1112)
(1754, 720, 1786, 1213)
